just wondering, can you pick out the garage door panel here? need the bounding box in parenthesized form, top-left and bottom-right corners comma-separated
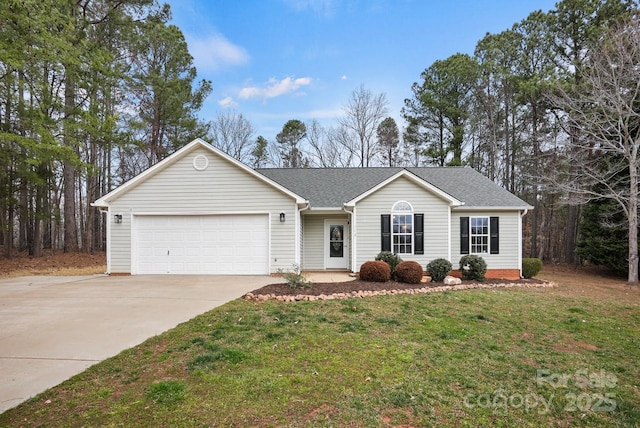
(152, 247, 167, 257)
(186, 247, 201, 257)
(185, 230, 201, 241)
(134, 214, 269, 275)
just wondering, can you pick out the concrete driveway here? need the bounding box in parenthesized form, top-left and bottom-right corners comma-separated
(0, 274, 273, 414)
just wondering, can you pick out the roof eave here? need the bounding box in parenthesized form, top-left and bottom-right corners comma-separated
(345, 169, 462, 206)
(92, 138, 307, 206)
(452, 205, 534, 211)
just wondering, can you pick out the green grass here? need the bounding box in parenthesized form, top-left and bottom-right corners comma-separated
(1, 269, 639, 427)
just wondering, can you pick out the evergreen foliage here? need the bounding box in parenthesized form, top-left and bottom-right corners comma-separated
(426, 258, 453, 282)
(276, 120, 307, 168)
(577, 198, 631, 276)
(459, 255, 487, 282)
(522, 258, 543, 278)
(375, 251, 403, 279)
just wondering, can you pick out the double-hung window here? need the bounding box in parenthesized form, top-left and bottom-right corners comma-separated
(381, 203, 424, 255)
(392, 201, 413, 254)
(460, 216, 499, 255)
(470, 217, 489, 254)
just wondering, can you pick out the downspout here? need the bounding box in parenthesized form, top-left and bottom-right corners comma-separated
(343, 204, 355, 272)
(297, 201, 310, 268)
(519, 209, 529, 278)
(97, 207, 110, 274)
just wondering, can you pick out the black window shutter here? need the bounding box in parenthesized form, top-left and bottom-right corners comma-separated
(381, 214, 391, 252)
(490, 216, 499, 254)
(414, 213, 424, 254)
(460, 217, 469, 255)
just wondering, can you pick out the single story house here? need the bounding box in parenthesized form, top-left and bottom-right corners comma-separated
(92, 138, 533, 279)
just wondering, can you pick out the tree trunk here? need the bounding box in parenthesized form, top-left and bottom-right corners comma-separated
(564, 205, 580, 264)
(628, 160, 639, 284)
(503, 97, 511, 189)
(5, 204, 14, 259)
(63, 71, 78, 252)
(531, 103, 539, 258)
(32, 177, 44, 258)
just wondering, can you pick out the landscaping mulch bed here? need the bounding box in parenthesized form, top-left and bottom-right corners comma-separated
(246, 277, 551, 301)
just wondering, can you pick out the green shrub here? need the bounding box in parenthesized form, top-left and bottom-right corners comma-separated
(459, 255, 487, 282)
(426, 258, 453, 282)
(277, 263, 312, 289)
(360, 260, 391, 282)
(522, 258, 543, 278)
(395, 261, 424, 284)
(375, 251, 402, 279)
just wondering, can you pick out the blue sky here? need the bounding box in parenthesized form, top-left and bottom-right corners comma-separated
(164, 0, 558, 142)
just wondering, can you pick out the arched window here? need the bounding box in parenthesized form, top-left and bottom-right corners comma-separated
(392, 201, 413, 212)
(392, 201, 413, 254)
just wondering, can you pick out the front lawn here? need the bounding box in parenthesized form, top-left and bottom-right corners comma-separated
(1, 266, 639, 427)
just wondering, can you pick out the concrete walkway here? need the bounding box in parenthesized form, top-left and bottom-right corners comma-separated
(0, 274, 273, 414)
(303, 271, 356, 283)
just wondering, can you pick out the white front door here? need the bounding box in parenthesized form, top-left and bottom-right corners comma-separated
(324, 220, 348, 269)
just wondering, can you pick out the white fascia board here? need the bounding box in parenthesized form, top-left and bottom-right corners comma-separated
(452, 205, 534, 211)
(92, 138, 307, 207)
(344, 169, 463, 207)
(305, 207, 345, 213)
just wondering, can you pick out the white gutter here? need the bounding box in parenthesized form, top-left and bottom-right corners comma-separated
(296, 201, 311, 267)
(518, 209, 529, 278)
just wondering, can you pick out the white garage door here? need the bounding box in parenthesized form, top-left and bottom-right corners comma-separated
(133, 214, 269, 275)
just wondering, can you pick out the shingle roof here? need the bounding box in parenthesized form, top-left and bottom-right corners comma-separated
(257, 167, 532, 209)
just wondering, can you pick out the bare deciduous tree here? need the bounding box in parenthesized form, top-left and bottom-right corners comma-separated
(209, 110, 254, 163)
(339, 85, 389, 167)
(547, 15, 640, 283)
(306, 120, 354, 167)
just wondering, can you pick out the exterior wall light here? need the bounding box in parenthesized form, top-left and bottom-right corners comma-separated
(279, 212, 285, 223)
(114, 214, 123, 224)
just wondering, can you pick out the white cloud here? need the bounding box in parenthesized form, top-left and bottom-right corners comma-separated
(218, 96, 237, 108)
(239, 76, 312, 100)
(341, 75, 348, 80)
(186, 33, 249, 73)
(284, 0, 338, 17)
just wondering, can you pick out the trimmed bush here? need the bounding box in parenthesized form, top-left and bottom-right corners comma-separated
(359, 261, 391, 282)
(522, 258, 543, 278)
(375, 251, 402, 279)
(395, 261, 424, 284)
(426, 258, 453, 282)
(459, 255, 487, 282)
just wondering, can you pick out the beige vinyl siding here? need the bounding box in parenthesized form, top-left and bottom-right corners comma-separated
(451, 210, 521, 269)
(302, 214, 349, 270)
(354, 176, 450, 269)
(108, 147, 297, 273)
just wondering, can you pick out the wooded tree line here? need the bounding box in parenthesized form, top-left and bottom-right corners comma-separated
(0, 0, 210, 258)
(2, 0, 640, 282)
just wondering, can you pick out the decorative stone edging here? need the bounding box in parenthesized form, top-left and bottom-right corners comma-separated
(243, 280, 557, 302)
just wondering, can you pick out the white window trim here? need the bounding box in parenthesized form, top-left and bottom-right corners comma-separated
(392, 201, 414, 255)
(470, 216, 489, 254)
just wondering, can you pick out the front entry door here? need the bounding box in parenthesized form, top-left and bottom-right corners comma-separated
(325, 220, 348, 269)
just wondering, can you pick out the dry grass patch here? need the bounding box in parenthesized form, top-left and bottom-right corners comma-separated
(0, 251, 106, 277)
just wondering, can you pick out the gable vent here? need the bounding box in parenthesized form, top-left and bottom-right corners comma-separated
(193, 154, 209, 171)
